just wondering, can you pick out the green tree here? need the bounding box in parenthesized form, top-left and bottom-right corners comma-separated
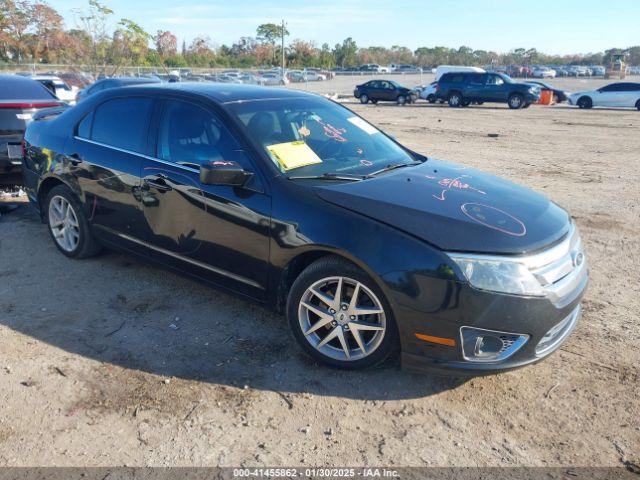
(256, 22, 288, 65)
(333, 37, 357, 67)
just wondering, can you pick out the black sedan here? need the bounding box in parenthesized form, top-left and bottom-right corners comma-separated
(354, 80, 416, 105)
(22, 83, 587, 375)
(0, 75, 66, 186)
(523, 81, 568, 103)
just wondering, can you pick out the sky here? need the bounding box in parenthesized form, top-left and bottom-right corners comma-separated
(53, 0, 640, 55)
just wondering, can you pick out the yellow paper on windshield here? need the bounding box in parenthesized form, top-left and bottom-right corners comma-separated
(266, 141, 323, 171)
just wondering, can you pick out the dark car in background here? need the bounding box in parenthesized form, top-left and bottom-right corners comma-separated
(523, 81, 568, 103)
(22, 83, 587, 376)
(437, 72, 540, 109)
(354, 80, 417, 105)
(0, 75, 65, 186)
(75, 76, 162, 102)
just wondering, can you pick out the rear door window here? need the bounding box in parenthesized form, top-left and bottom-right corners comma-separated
(450, 74, 464, 83)
(90, 97, 154, 153)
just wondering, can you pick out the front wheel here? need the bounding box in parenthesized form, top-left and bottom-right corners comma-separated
(287, 256, 397, 370)
(427, 94, 436, 104)
(360, 94, 369, 104)
(45, 184, 101, 259)
(508, 93, 524, 109)
(635, 99, 640, 111)
(397, 95, 407, 105)
(577, 96, 593, 109)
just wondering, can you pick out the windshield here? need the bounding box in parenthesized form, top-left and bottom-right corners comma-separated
(226, 97, 418, 177)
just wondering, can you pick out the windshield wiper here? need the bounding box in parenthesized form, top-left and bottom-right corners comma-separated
(366, 161, 423, 177)
(287, 172, 366, 181)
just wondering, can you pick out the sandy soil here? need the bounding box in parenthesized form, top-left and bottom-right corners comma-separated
(0, 89, 639, 468)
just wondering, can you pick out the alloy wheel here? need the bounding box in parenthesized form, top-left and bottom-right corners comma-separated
(48, 195, 80, 252)
(298, 276, 386, 361)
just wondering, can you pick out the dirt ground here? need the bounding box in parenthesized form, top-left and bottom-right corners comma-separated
(0, 79, 639, 468)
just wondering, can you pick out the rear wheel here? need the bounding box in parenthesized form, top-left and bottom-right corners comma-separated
(508, 93, 524, 109)
(448, 92, 463, 107)
(461, 98, 471, 107)
(577, 96, 593, 109)
(45, 185, 101, 259)
(360, 94, 369, 104)
(287, 256, 397, 370)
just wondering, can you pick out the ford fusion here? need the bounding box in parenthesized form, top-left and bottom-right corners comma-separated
(22, 84, 588, 375)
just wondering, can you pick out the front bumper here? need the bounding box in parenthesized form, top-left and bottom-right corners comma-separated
(386, 234, 588, 376)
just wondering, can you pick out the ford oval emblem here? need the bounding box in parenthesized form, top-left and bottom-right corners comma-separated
(573, 252, 584, 267)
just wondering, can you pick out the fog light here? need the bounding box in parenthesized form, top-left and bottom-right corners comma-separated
(460, 327, 529, 363)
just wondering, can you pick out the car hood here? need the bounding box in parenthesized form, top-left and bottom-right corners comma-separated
(314, 159, 570, 254)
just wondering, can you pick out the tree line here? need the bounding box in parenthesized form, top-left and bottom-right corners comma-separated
(1, 0, 638, 73)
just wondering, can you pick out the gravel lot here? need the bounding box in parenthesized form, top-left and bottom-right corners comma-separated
(0, 78, 639, 468)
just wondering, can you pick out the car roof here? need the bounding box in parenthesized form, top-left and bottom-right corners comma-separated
(112, 82, 314, 104)
(103, 76, 162, 85)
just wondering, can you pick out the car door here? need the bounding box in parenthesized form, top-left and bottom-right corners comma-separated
(464, 73, 485, 100)
(140, 98, 270, 300)
(66, 96, 155, 255)
(594, 84, 620, 106)
(485, 74, 507, 101)
(365, 81, 381, 101)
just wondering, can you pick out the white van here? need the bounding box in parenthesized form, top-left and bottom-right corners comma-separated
(435, 65, 485, 81)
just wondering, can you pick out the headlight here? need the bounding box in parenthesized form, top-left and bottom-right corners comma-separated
(449, 255, 545, 297)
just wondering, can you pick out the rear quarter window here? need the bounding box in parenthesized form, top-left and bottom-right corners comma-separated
(90, 97, 154, 153)
(0, 78, 56, 99)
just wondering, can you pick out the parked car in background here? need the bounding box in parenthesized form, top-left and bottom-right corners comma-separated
(354, 79, 416, 105)
(437, 72, 540, 109)
(0, 75, 66, 186)
(28, 75, 78, 104)
(531, 66, 556, 78)
(435, 65, 485, 81)
(261, 73, 289, 86)
(76, 76, 162, 102)
(568, 82, 640, 110)
(303, 69, 327, 81)
(21, 83, 587, 375)
(395, 64, 421, 73)
(523, 81, 569, 103)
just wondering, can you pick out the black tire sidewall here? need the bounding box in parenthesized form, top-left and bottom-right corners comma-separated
(578, 96, 592, 109)
(508, 94, 524, 109)
(45, 185, 96, 259)
(448, 92, 462, 107)
(286, 256, 398, 370)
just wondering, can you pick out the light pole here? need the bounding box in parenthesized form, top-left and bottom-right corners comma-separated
(281, 19, 286, 76)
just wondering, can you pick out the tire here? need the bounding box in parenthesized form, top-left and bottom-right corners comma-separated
(508, 93, 524, 109)
(287, 256, 398, 370)
(371, 99, 378, 104)
(461, 98, 471, 107)
(522, 102, 531, 109)
(45, 184, 101, 259)
(635, 99, 640, 111)
(577, 96, 593, 109)
(397, 95, 407, 105)
(427, 94, 436, 104)
(476, 101, 484, 105)
(448, 91, 463, 107)
(360, 94, 369, 104)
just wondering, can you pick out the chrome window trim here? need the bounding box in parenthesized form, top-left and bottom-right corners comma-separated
(74, 136, 199, 173)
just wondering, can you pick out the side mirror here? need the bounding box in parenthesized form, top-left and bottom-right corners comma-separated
(199, 160, 253, 187)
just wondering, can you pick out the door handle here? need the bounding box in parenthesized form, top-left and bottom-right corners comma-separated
(68, 153, 83, 165)
(144, 176, 172, 192)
